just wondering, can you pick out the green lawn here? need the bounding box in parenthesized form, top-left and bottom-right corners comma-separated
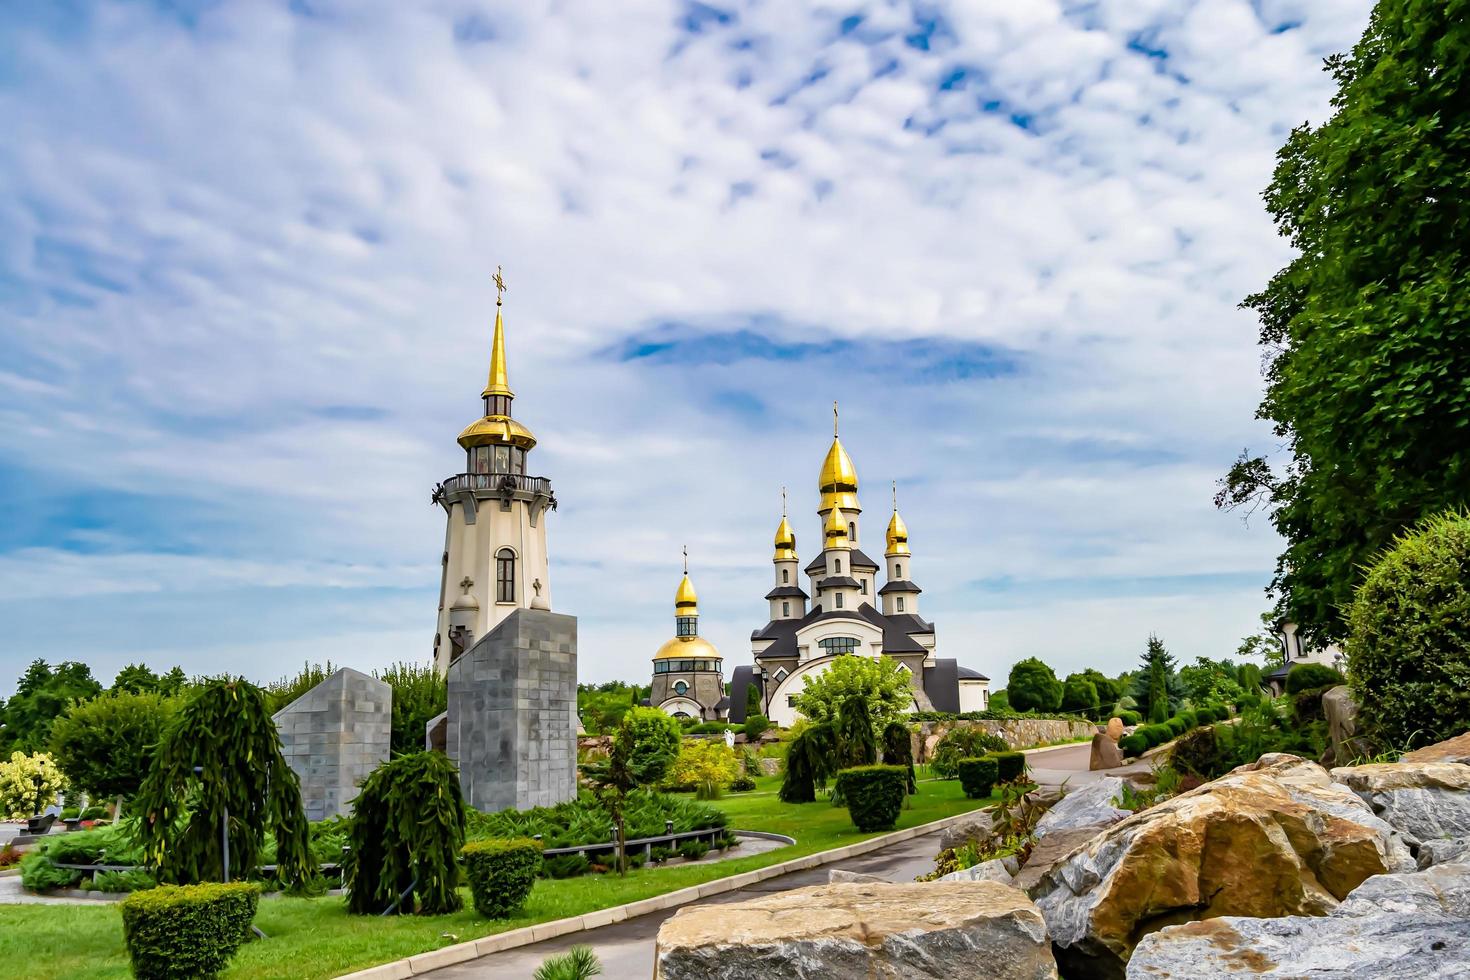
(0, 776, 988, 980)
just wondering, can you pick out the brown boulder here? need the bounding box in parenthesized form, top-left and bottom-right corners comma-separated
(655, 881, 1057, 979)
(1030, 754, 1413, 979)
(1331, 760, 1470, 848)
(1106, 717, 1125, 741)
(1090, 733, 1124, 770)
(1402, 730, 1470, 766)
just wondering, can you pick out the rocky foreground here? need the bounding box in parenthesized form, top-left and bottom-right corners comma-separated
(654, 731, 1470, 979)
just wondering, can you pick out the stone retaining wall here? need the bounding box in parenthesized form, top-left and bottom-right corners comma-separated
(914, 718, 1098, 763)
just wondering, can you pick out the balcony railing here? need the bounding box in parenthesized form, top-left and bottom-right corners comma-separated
(434, 472, 555, 502)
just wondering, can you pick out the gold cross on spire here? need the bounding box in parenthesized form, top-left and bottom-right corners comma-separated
(682, 545, 689, 574)
(493, 264, 508, 306)
(781, 485, 787, 517)
(892, 480, 898, 511)
(833, 400, 839, 437)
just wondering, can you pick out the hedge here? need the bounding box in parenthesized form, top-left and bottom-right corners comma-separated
(956, 756, 999, 800)
(834, 765, 907, 832)
(994, 751, 1027, 784)
(1119, 733, 1148, 758)
(1178, 710, 1198, 729)
(1286, 663, 1345, 696)
(120, 882, 259, 980)
(1195, 707, 1216, 725)
(462, 838, 543, 918)
(1117, 710, 1142, 726)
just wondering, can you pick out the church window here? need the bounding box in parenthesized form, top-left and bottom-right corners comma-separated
(782, 569, 790, 584)
(496, 548, 516, 602)
(782, 601, 790, 616)
(897, 597, 906, 612)
(860, 579, 867, 595)
(835, 558, 842, 573)
(674, 680, 688, 695)
(473, 446, 492, 475)
(895, 563, 902, 578)
(787, 695, 797, 707)
(773, 667, 789, 683)
(818, 636, 859, 656)
(848, 522, 855, 540)
(835, 592, 844, 609)
(674, 710, 691, 719)
(677, 616, 697, 637)
(494, 445, 510, 473)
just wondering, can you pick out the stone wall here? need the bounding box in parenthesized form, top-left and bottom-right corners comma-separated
(914, 718, 1097, 763)
(272, 667, 391, 822)
(447, 607, 578, 812)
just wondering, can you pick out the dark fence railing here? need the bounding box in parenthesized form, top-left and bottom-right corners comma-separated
(436, 473, 554, 497)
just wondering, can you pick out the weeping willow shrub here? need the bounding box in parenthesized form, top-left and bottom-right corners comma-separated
(779, 723, 836, 804)
(880, 721, 917, 794)
(134, 678, 316, 890)
(344, 751, 466, 915)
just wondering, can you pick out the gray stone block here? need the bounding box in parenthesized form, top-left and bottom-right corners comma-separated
(272, 668, 391, 822)
(447, 608, 578, 813)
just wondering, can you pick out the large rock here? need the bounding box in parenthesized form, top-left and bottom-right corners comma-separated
(654, 882, 1057, 980)
(827, 870, 890, 884)
(1031, 754, 1413, 979)
(1331, 761, 1470, 848)
(938, 858, 1015, 884)
(1089, 733, 1124, 771)
(1033, 777, 1129, 839)
(1128, 861, 1470, 978)
(1419, 836, 1470, 869)
(1012, 827, 1108, 894)
(1322, 685, 1369, 765)
(1402, 730, 1470, 766)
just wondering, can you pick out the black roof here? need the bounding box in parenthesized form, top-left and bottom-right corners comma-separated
(858, 603, 929, 654)
(1265, 664, 1293, 680)
(877, 579, 923, 596)
(805, 547, 880, 575)
(885, 612, 935, 634)
(753, 601, 931, 660)
(726, 665, 757, 724)
(957, 665, 990, 681)
(764, 585, 809, 600)
(924, 659, 961, 713)
(715, 696, 730, 711)
(816, 576, 862, 589)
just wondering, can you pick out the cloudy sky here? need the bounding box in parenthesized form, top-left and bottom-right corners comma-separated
(0, 0, 1372, 695)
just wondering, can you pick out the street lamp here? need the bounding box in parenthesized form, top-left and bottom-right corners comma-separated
(32, 774, 44, 818)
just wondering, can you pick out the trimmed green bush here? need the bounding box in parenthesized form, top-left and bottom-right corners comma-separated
(1286, 663, 1345, 696)
(1119, 733, 1148, 758)
(1142, 725, 1171, 747)
(1195, 707, 1216, 725)
(1171, 726, 1221, 779)
(930, 727, 1008, 778)
(956, 756, 999, 800)
(994, 751, 1027, 784)
(677, 840, 709, 861)
(1178, 710, 1198, 729)
(1117, 710, 1142, 726)
(742, 714, 770, 741)
(462, 838, 543, 918)
(834, 765, 907, 832)
(120, 882, 259, 979)
(1165, 717, 1187, 737)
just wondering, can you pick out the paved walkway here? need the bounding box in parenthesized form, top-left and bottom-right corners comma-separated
(426, 826, 947, 979)
(1024, 741, 1150, 787)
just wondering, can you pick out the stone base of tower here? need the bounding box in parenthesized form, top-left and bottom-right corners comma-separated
(445, 607, 578, 812)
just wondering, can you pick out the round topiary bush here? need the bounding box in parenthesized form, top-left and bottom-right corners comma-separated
(994, 751, 1027, 784)
(1119, 733, 1148, 758)
(1165, 717, 1187, 737)
(462, 838, 543, 918)
(120, 882, 259, 980)
(956, 756, 999, 800)
(1347, 512, 1470, 749)
(1286, 662, 1346, 696)
(1117, 710, 1142, 726)
(833, 765, 907, 831)
(1178, 710, 1199, 729)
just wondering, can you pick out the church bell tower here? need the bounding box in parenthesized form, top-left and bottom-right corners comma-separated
(432, 268, 556, 673)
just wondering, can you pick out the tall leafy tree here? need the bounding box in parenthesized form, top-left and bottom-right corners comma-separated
(1132, 635, 1177, 723)
(0, 660, 102, 753)
(109, 663, 161, 695)
(1217, 0, 1470, 643)
(376, 662, 446, 756)
(49, 690, 178, 806)
(1007, 658, 1062, 714)
(793, 656, 913, 737)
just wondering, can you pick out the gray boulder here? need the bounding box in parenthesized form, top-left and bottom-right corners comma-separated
(1419, 836, 1470, 870)
(1032, 777, 1129, 840)
(1322, 685, 1370, 765)
(654, 881, 1058, 979)
(1128, 862, 1470, 978)
(827, 870, 891, 884)
(1331, 761, 1470, 848)
(938, 858, 1014, 884)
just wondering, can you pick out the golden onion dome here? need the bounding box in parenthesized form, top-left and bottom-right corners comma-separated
(819, 436, 860, 513)
(773, 515, 797, 562)
(824, 505, 851, 549)
(886, 509, 910, 556)
(481, 304, 514, 399)
(653, 635, 722, 660)
(674, 573, 698, 615)
(457, 414, 537, 450)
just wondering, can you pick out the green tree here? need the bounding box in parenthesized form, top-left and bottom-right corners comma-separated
(344, 751, 465, 914)
(0, 660, 103, 754)
(1078, 669, 1122, 708)
(988, 689, 1010, 713)
(1060, 675, 1099, 715)
(109, 663, 161, 695)
(1235, 613, 1284, 668)
(49, 690, 178, 805)
(1006, 658, 1062, 714)
(134, 678, 315, 889)
(792, 656, 912, 737)
(263, 661, 338, 714)
(376, 662, 446, 756)
(744, 681, 761, 718)
(1132, 635, 1176, 723)
(1177, 657, 1245, 707)
(1217, 0, 1470, 644)
(620, 707, 680, 785)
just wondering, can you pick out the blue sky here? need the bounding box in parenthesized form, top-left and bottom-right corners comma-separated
(0, 0, 1373, 694)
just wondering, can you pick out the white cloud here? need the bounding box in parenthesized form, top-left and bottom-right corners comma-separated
(0, 0, 1374, 695)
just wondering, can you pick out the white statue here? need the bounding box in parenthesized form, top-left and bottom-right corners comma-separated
(724, 729, 736, 750)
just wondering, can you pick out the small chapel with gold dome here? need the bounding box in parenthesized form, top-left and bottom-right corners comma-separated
(719, 410, 990, 728)
(647, 554, 728, 720)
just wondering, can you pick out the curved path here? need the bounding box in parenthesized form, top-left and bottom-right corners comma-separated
(423, 741, 1119, 980)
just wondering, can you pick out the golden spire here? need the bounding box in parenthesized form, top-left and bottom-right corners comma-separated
(481, 265, 514, 399)
(818, 402, 860, 513)
(886, 481, 910, 557)
(675, 546, 698, 615)
(824, 505, 851, 550)
(774, 487, 797, 562)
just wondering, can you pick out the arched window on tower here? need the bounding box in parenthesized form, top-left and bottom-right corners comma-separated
(848, 522, 856, 540)
(895, 563, 903, 578)
(782, 600, 790, 616)
(782, 569, 790, 583)
(496, 548, 516, 603)
(897, 597, 906, 612)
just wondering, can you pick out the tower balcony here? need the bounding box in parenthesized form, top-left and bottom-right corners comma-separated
(433, 472, 556, 509)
